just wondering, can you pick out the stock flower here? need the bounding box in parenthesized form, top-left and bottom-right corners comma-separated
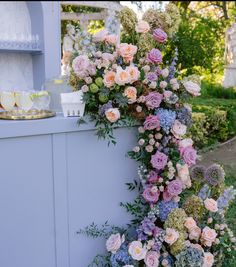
(183, 81, 201, 96)
(144, 115, 160, 130)
(201, 226, 217, 247)
(103, 71, 116, 88)
(105, 108, 120, 123)
(119, 43, 138, 62)
(153, 28, 167, 43)
(135, 20, 150, 33)
(115, 67, 131, 85)
(143, 186, 160, 203)
(124, 86, 137, 103)
(144, 251, 160, 267)
(180, 146, 197, 167)
(128, 241, 147, 261)
(204, 198, 218, 212)
(151, 151, 168, 170)
(171, 120, 187, 139)
(145, 92, 163, 109)
(106, 233, 125, 253)
(165, 228, 179, 245)
(147, 48, 163, 64)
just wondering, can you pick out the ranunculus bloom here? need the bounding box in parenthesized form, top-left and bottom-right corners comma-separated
(105, 34, 117, 45)
(178, 138, 193, 149)
(128, 241, 147, 261)
(135, 20, 150, 33)
(167, 180, 183, 196)
(144, 251, 160, 267)
(204, 198, 218, 212)
(171, 120, 187, 139)
(147, 48, 163, 64)
(145, 92, 163, 109)
(161, 68, 169, 78)
(106, 233, 124, 253)
(103, 71, 116, 88)
(183, 81, 201, 96)
(124, 86, 137, 104)
(115, 67, 131, 85)
(142, 186, 160, 203)
(144, 115, 160, 130)
(189, 226, 201, 241)
(164, 228, 179, 245)
(180, 146, 197, 167)
(184, 217, 197, 231)
(153, 28, 168, 43)
(151, 151, 168, 170)
(119, 43, 138, 62)
(105, 108, 120, 123)
(201, 226, 217, 247)
(160, 81, 168, 89)
(72, 55, 90, 78)
(203, 252, 214, 267)
(146, 72, 158, 82)
(126, 65, 140, 84)
(176, 163, 191, 189)
(93, 29, 108, 42)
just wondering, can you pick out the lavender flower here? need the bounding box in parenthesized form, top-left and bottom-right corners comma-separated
(205, 164, 225, 186)
(159, 200, 178, 222)
(98, 101, 113, 116)
(155, 108, 176, 133)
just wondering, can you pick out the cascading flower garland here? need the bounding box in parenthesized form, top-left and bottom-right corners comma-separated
(70, 4, 236, 267)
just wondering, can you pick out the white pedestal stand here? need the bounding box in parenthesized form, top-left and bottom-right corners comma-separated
(223, 64, 236, 88)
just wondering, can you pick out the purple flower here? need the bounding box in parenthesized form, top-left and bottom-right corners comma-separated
(151, 151, 168, 170)
(205, 164, 225, 186)
(147, 48, 162, 64)
(167, 180, 183, 196)
(142, 186, 160, 203)
(137, 217, 156, 240)
(146, 72, 158, 82)
(145, 92, 163, 109)
(198, 184, 210, 200)
(180, 146, 197, 167)
(153, 28, 168, 43)
(144, 115, 160, 130)
(159, 200, 178, 222)
(98, 101, 113, 116)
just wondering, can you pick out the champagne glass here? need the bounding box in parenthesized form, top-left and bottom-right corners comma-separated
(18, 91, 33, 112)
(0, 91, 16, 111)
(31, 91, 50, 110)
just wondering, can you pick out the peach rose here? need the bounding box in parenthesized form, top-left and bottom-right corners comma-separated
(115, 67, 131, 85)
(105, 108, 120, 123)
(135, 20, 150, 33)
(189, 226, 201, 241)
(204, 198, 218, 213)
(105, 34, 117, 45)
(164, 228, 179, 245)
(126, 65, 140, 84)
(128, 241, 147, 261)
(184, 217, 197, 231)
(124, 86, 137, 104)
(104, 71, 116, 88)
(106, 233, 125, 253)
(203, 252, 214, 267)
(119, 43, 138, 62)
(171, 120, 187, 139)
(176, 163, 191, 189)
(183, 81, 201, 96)
(93, 29, 108, 42)
(201, 226, 217, 247)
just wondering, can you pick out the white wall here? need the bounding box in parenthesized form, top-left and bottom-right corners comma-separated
(0, 1, 34, 91)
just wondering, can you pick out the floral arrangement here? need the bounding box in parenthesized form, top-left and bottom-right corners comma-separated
(70, 3, 236, 267)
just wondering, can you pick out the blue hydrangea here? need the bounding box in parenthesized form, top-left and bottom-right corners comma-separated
(158, 200, 178, 222)
(155, 108, 176, 133)
(110, 244, 133, 267)
(175, 247, 204, 267)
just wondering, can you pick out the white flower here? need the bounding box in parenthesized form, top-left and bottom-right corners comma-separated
(128, 241, 147, 261)
(162, 68, 169, 78)
(183, 81, 201, 96)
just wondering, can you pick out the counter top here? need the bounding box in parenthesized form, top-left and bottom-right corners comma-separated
(0, 113, 97, 139)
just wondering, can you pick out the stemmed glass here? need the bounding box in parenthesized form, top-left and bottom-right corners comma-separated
(0, 91, 16, 111)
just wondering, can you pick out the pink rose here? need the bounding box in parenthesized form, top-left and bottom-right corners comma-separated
(93, 29, 108, 42)
(189, 226, 201, 241)
(147, 48, 162, 64)
(164, 228, 179, 245)
(167, 180, 183, 196)
(151, 151, 168, 170)
(178, 138, 193, 149)
(105, 34, 117, 45)
(124, 86, 137, 104)
(135, 20, 150, 33)
(204, 198, 218, 213)
(103, 71, 116, 88)
(106, 233, 125, 253)
(144, 251, 160, 267)
(145, 92, 163, 109)
(118, 43, 137, 62)
(105, 108, 120, 123)
(171, 120, 187, 139)
(115, 67, 131, 85)
(142, 186, 160, 203)
(153, 28, 168, 43)
(163, 189, 173, 201)
(201, 226, 217, 247)
(176, 163, 191, 189)
(183, 81, 201, 96)
(203, 252, 214, 267)
(144, 115, 160, 131)
(126, 65, 140, 84)
(184, 217, 197, 231)
(180, 146, 197, 167)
